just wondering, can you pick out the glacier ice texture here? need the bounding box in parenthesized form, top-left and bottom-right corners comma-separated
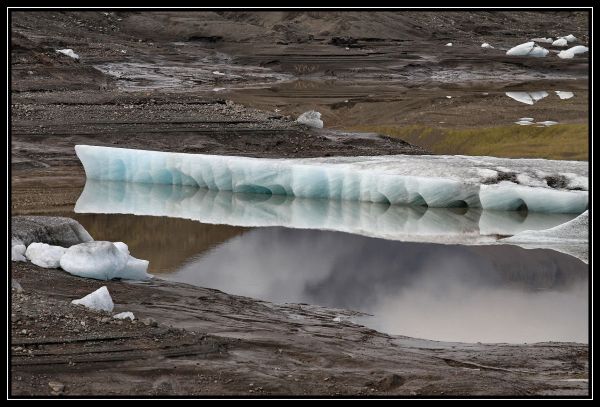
(75, 180, 582, 246)
(506, 42, 549, 57)
(296, 111, 323, 128)
(72, 286, 114, 312)
(60, 241, 151, 281)
(75, 145, 588, 214)
(25, 243, 67, 268)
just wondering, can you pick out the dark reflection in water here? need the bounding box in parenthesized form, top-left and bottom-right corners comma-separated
(168, 227, 587, 344)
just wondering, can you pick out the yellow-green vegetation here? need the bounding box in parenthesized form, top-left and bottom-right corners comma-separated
(347, 124, 588, 161)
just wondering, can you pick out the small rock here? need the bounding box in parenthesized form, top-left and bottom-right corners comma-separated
(21, 329, 27, 335)
(101, 317, 110, 323)
(48, 381, 65, 394)
(142, 317, 158, 327)
(12, 280, 23, 293)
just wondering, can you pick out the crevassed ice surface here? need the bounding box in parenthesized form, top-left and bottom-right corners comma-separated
(75, 180, 579, 245)
(75, 145, 588, 214)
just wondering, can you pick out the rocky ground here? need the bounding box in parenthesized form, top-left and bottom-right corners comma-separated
(10, 10, 590, 396)
(11, 262, 589, 396)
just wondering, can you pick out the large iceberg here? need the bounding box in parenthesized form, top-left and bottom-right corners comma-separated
(75, 145, 588, 214)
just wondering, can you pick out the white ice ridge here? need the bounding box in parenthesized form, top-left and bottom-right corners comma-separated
(75, 145, 588, 214)
(75, 180, 582, 246)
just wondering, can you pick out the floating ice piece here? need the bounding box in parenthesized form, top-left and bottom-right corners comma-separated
(563, 34, 577, 43)
(531, 37, 553, 43)
(537, 121, 558, 126)
(212, 71, 225, 76)
(60, 241, 151, 281)
(519, 117, 534, 121)
(506, 42, 549, 57)
(12, 244, 27, 262)
(558, 45, 589, 59)
(445, 43, 453, 47)
(25, 243, 67, 268)
(75, 146, 588, 214)
(446, 96, 452, 99)
(481, 43, 494, 48)
(552, 38, 568, 47)
(296, 110, 323, 128)
(72, 286, 114, 312)
(555, 91, 574, 99)
(113, 311, 135, 320)
(505, 91, 549, 105)
(56, 49, 80, 60)
(515, 121, 533, 126)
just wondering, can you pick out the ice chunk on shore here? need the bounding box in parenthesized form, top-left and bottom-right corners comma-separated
(506, 42, 549, 57)
(519, 118, 534, 122)
(558, 45, 588, 59)
(60, 241, 151, 281)
(552, 38, 568, 47)
(113, 311, 135, 320)
(555, 91, 574, 99)
(56, 49, 80, 60)
(537, 121, 558, 126)
(296, 111, 323, 128)
(481, 43, 493, 48)
(12, 244, 27, 262)
(505, 91, 548, 105)
(72, 286, 114, 312)
(563, 34, 577, 43)
(531, 37, 553, 43)
(25, 243, 67, 268)
(75, 145, 588, 214)
(445, 43, 453, 47)
(515, 120, 533, 126)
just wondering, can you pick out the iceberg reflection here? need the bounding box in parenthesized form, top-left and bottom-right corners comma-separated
(75, 180, 577, 245)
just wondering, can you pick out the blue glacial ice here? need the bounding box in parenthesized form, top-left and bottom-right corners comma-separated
(76, 145, 588, 214)
(75, 180, 582, 246)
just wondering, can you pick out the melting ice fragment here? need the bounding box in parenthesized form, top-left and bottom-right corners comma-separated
(555, 91, 574, 99)
(74, 145, 588, 214)
(60, 241, 151, 281)
(296, 110, 323, 128)
(445, 43, 453, 46)
(506, 42, 549, 57)
(72, 286, 114, 312)
(537, 121, 558, 126)
(531, 37, 553, 43)
(113, 311, 135, 320)
(56, 49, 80, 60)
(563, 34, 577, 42)
(552, 38, 568, 47)
(558, 45, 589, 59)
(12, 244, 27, 262)
(25, 243, 67, 268)
(481, 43, 494, 48)
(515, 120, 533, 126)
(505, 91, 548, 105)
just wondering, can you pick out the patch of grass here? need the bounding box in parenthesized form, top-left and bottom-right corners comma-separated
(347, 124, 589, 160)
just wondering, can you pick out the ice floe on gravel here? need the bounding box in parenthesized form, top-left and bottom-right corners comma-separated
(555, 91, 574, 99)
(72, 286, 114, 312)
(12, 244, 27, 262)
(25, 243, 67, 268)
(296, 110, 323, 128)
(505, 91, 548, 105)
(113, 311, 135, 320)
(56, 49, 80, 60)
(506, 42, 549, 57)
(558, 45, 589, 59)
